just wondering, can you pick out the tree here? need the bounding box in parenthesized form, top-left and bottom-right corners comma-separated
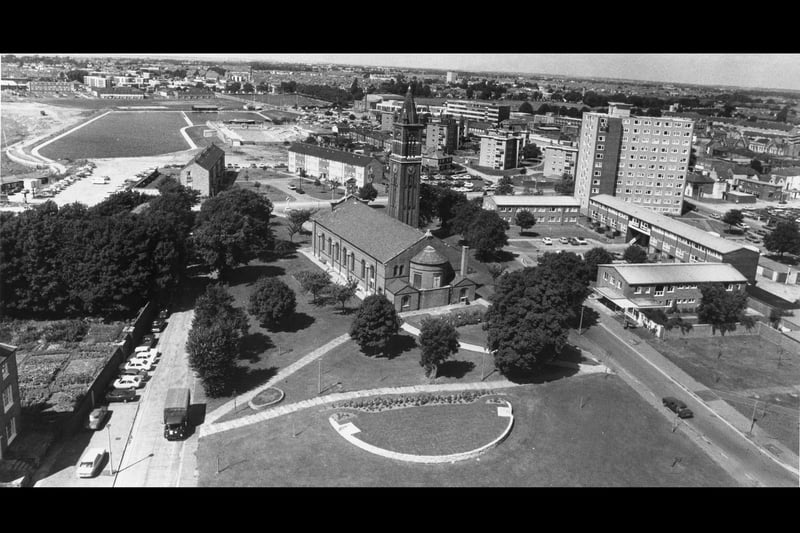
(583, 247, 614, 282)
(554, 173, 575, 195)
(242, 82, 254, 94)
(286, 208, 315, 242)
(192, 188, 273, 279)
(295, 270, 331, 304)
(248, 277, 296, 328)
(697, 283, 754, 336)
(462, 210, 510, 261)
(485, 258, 590, 376)
(763, 220, 800, 258)
(357, 182, 378, 202)
(721, 209, 744, 233)
(487, 262, 508, 280)
(226, 81, 241, 93)
(749, 159, 763, 173)
(450, 197, 483, 236)
(515, 210, 536, 234)
(327, 278, 358, 311)
(349, 294, 400, 356)
(522, 143, 541, 160)
(518, 101, 534, 114)
(193, 284, 249, 338)
(622, 244, 648, 264)
(495, 176, 514, 196)
(418, 317, 460, 378)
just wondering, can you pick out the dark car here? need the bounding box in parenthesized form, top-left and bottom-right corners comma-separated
(158, 309, 170, 320)
(151, 319, 167, 332)
(662, 396, 693, 419)
(106, 388, 136, 403)
(140, 334, 157, 347)
(568, 237, 579, 245)
(118, 368, 150, 381)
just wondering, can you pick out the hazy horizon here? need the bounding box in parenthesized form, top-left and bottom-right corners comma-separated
(10, 53, 800, 92)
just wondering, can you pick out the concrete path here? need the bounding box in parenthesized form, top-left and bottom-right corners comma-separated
(203, 332, 351, 427)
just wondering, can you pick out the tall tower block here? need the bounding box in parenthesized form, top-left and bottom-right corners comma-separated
(388, 87, 424, 227)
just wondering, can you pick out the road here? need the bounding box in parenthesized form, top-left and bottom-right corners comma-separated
(577, 300, 799, 487)
(113, 309, 198, 487)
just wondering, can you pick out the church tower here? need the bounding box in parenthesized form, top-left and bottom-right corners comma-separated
(388, 87, 424, 227)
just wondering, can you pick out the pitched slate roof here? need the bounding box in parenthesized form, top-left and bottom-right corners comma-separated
(289, 143, 378, 167)
(411, 245, 449, 265)
(190, 144, 225, 171)
(312, 197, 427, 263)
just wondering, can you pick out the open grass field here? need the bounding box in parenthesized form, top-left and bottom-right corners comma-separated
(197, 373, 737, 486)
(652, 335, 800, 453)
(38, 111, 190, 159)
(350, 401, 509, 455)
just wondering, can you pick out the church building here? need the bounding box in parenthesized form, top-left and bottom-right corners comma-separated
(310, 88, 478, 311)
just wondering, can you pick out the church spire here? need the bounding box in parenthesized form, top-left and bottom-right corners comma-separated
(399, 85, 418, 124)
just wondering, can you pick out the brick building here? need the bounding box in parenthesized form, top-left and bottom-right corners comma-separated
(179, 143, 226, 197)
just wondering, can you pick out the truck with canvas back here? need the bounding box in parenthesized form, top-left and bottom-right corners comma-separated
(163, 387, 191, 440)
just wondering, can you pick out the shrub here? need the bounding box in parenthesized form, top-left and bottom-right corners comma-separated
(42, 319, 88, 343)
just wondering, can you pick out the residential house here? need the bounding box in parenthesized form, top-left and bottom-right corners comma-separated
(179, 143, 226, 197)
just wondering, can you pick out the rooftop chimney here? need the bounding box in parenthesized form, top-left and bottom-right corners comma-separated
(460, 245, 469, 277)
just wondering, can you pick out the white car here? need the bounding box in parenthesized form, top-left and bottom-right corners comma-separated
(130, 349, 159, 365)
(123, 358, 154, 372)
(113, 375, 143, 389)
(542, 237, 553, 245)
(77, 448, 106, 478)
(575, 237, 588, 245)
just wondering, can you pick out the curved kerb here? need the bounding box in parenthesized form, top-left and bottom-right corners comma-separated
(329, 401, 514, 464)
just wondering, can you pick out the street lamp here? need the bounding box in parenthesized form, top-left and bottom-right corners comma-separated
(578, 305, 585, 335)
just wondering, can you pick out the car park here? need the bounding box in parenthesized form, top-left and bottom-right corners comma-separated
(542, 237, 553, 245)
(88, 406, 108, 430)
(76, 448, 107, 478)
(662, 396, 694, 419)
(113, 375, 144, 390)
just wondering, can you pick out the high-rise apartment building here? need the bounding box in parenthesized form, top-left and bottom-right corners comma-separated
(478, 129, 525, 170)
(574, 103, 694, 215)
(425, 115, 459, 155)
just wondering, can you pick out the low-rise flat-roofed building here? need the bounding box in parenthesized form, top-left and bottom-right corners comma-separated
(443, 100, 510, 125)
(28, 80, 76, 93)
(588, 194, 760, 282)
(483, 195, 580, 224)
(288, 143, 384, 189)
(595, 262, 748, 330)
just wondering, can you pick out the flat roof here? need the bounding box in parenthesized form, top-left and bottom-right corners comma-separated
(590, 194, 748, 255)
(489, 195, 580, 207)
(601, 262, 748, 285)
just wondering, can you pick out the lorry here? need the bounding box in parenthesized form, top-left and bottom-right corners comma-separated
(163, 387, 191, 440)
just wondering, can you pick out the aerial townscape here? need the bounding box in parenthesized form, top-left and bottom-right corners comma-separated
(1, 53, 800, 488)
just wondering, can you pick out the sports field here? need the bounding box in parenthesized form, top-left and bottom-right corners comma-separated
(38, 111, 191, 159)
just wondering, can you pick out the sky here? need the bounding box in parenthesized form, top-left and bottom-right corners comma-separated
(28, 53, 800, 92)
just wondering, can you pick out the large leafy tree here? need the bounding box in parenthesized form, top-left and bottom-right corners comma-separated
(462, 209, 509, 261)
(450, 197, 483, 236)
(349, 294, 400, 356)
(327, 278, 358, 311)
(495, 176, 514, 196)
(623, 244, 649, 264)
(286, 208, 315, 242)
(721, 209, 744, 232)
(88, 190, 151, 217)
(484, 258, 589, 376)
(583, 247, 615, 282)
(554, 173, 575, 195)
(192, 188, 273, 279)
(248, 277, 296, 328)
(418, 317, 460, 378)
(514, 210, 536, 235)
(357, 182, 378, 202)
(697, 283, 754, 335)
(763, 220, 800, 258)
(186, 321, 239, 397)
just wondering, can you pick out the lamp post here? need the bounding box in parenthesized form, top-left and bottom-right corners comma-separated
(578, 305, 585, 335)
(106, 424, 113, 475)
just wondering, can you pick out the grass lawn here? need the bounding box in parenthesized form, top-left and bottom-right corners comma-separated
(197, 373, 737, 486)
(403, 314, 488, 348)
(349, 401, 509, 455)
(235, 181, 295, 204)
(39, 111, 190, 159)
(652, 335, 800, 453)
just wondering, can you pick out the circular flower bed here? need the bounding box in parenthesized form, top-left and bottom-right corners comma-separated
(248, 387, 285, 410)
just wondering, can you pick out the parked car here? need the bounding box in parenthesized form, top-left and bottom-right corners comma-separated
(77, 448, 107, 478)
(130, 349, 159, 366)
(88, 406, 108, 430)
(151, 319, 167, 332)
(140, 334, 157, 347)
(158, 309, 170, 320)
(106, 387, 136, 403)
(575, 237, 588, 245)
(123, 358, 154, 372)
(541, 237, 553, 245)
(662, 396, 694, 419)
(568, 237, 579, 245)
(118, 368, 149, 381)
(113, 375, 144, 390)
(559, 237, 570, 244)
